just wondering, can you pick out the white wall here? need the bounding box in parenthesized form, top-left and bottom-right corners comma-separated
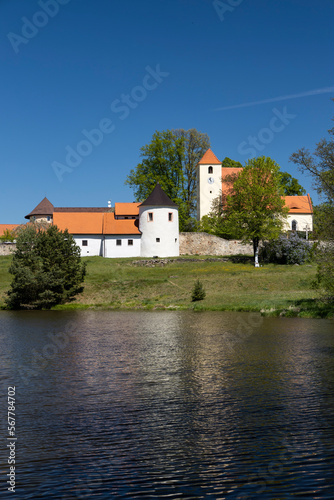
(73, 235, 103, 257)
(104, 235, 141, 258)
(139, 206, 179, 257)
(283, 213, 313, 232)
(197, 163, 222, 220)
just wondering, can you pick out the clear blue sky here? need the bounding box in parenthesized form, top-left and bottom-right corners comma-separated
(1, 0, 334, 223)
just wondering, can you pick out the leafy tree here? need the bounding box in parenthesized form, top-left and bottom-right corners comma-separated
(221, 157, 243, 169)
(125, 128, 210, 230)
(0, 228, 16, 242)
(173, 128, 210, 219)
(199, 196, 242, 239)
(290, 101, 334, 299)
(223, 156, 288, 266)
(6, 224, 86, 310)
(279, 171, 306, 195)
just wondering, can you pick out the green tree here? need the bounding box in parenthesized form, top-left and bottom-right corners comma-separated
(173, 129, 210, 220)
(279, 171, 306, 195)
(199, 196, 242, 239)
(191, 279, 206, 301)
(6, 224, 86, 310)
(125, 129, 210, 230)
(0, 228, 16, 242)
(221, 157, 243, 169)
(223, 156, 288, 266)
(290, 102, 334, 299)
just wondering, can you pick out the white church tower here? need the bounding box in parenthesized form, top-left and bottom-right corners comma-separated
(197, 148, 222, 220)
(139, 183, 179, 257)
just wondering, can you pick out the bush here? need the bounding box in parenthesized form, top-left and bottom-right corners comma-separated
(6, 224, 86, 310)
(260, 233, 313, 264)
(191, 279, 206, 301)
(313, 242, 334, 301)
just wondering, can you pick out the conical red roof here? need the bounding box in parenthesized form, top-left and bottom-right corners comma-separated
(198, 148, 221, 164)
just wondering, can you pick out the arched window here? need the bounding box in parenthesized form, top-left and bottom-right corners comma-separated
(208, 166, 213, 174)
(291, 220, 297, 231)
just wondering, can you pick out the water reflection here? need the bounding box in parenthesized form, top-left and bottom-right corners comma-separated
(0, 310, 333, 499)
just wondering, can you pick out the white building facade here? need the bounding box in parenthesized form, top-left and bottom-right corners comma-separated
(24, 184, 180, 258)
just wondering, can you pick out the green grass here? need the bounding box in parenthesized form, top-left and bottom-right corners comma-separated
(1, 255, 333, 318)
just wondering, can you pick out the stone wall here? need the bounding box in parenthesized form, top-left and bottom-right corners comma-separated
(179, 232, 253, 256)
(0, 243, 16, 256)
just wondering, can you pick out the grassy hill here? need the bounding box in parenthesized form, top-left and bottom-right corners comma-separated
(1, 255, 332, 317)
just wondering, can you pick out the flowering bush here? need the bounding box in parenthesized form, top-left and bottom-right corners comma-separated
(260, 233, 313, 264)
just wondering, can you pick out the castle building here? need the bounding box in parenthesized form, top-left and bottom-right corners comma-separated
(197, 148, 313, 232)
(24, 183, 179, 258)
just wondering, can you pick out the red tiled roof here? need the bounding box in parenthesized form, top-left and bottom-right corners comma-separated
(103, 213, 140, 235)
(53, 212, 104, 234)
(114, 203, 140, 216)
(52, 212, 141, 235)
(198, 148, 221, 164)
(0, 224, 20, 237)
(283, 194, 313, 214)
(54, 207, 108, 213)
(221, 167, 243, 195)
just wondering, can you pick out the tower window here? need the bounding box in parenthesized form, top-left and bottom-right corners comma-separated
(168, 212, 173, 221)
(116, 239, 122, 246)
(156, 238, 160, 243)
(148, 212, 153, 221)
(208, 166, 213, 174)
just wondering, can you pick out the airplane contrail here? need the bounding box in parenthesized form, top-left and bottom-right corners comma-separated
(215, 86, 334, 111)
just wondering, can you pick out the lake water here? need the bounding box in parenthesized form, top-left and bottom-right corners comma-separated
(0, 310, 334, 499)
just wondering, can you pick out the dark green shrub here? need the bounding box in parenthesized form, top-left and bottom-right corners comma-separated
(191, 279, 206, 301)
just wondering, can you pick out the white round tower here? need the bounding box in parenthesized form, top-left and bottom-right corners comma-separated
(139, 183, 179, 258)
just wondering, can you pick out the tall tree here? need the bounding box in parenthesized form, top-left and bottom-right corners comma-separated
(290, 101, 334, 299)
(126, 129, 209, 230)
(221, 157, 243, 169)
(6, 224, 86, 310)
(172, 129, 210, 220)
(279, 171, 306, 195)
(223, 156, 288, 266)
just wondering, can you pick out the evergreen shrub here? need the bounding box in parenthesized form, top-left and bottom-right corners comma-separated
(191, 279, 206, 301)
